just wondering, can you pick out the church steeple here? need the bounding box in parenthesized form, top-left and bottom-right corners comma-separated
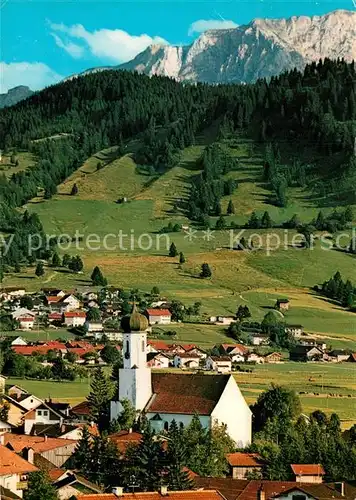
(111, 304, 152, 419)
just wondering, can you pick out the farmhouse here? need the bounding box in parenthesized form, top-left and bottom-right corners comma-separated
(63, 311, 86, 327)
(206, 356, 232, 373)
(147, 352, 170, 369)
(174, 352, 200, 369)
(110, 306, 252, 447)
(285, 324, 304, 336)
(264, 352, 283, 364)
(328, 349, 351, 362)
(226, 452, 265, 479)
(145, 308, 172, 325)
(4, 433, 77, 468)
(276, 298, 290, 311)
(10, 336, 28, 346)
(290, 346, 326, 362)
(291, 464, 325, 484)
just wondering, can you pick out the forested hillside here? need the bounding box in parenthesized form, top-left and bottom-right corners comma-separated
(1, 59, 355, 210)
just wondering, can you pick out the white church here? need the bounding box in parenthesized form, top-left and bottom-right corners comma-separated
(110, 306, 252, 447)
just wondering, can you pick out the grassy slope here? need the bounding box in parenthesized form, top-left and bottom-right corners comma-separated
(1, 140, 354, 349)
(0, 152, 36, 178)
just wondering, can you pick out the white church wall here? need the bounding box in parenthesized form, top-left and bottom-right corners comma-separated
(211, 375, 252, 448)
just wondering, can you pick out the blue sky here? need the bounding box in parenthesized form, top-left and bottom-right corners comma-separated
(0, 0, 352, 92)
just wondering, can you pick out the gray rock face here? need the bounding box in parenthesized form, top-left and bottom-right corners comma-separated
(0, 86, 33, 108)
(118, 9, 355, 83)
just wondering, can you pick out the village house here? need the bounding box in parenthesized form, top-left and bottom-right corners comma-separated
(184, 346, 207, 359)
(42, 288, 66, 298)
(93, 330, 123, 342)
(84, 320, 104, 333)
(0, 394, 28, 427)
(327, 349, 351, 362)
(0, 420, 12, 435)
(263, 352, 283, 364)
(206, 356, 232, 373)
(276, 298, 290, 311)
(251, 334, 270, 346)
(290, 346, 326, 362)
(174, 352, 201, 369)
(147, 340, 170, 353)
(23, 400, 67, 435)
(299, 338, 327, 350)
(145, 308, 172, 325)
(71, 401, 91, 423)
(111, 307, 252, 447)
(226, 452, 265, 479)
(11, 309, 36, 330)
(52, 470, 103, 499)
(210, 316, 236, 325)
(47, 294, 81, 313)
(48, 312, 63, 323)
(147, 352, 170, 369)
(245, 352, 265, 364)
(217, 343, 248, 356)
(63, 311, 86, 327)
(285, 324, 304, 337)
(4, 433, 77, 468)
(0, 443, 37, 498)
(0, 288, 26, 302)
(291, 464, 325, 483)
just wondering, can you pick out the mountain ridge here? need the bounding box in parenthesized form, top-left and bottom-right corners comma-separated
(70, 9, 355, 84)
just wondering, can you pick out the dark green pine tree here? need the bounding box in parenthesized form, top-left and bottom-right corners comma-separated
(71, 183, 78, 195)
(87, 367, 114, 432)
(169, 242, 178, 257)
(24, 471, 59, 500)
(167, 420, 192, 491)
(247, 211, 260, 229)
(227, 199, 235, 215)
(72, 426, 93, 477)
(51, 252, 61, 267)
(35, 262, 45, 277)
(315, 211, 326, 230)
(179, 252, 186, 264)
(261, 211, 273, 229)
(200, 263, 212, 278)
(215, 215, 226, 230)
(91, 266, 108, 286)
(131, 425, 164, 491)
(62, 254, 71, 267)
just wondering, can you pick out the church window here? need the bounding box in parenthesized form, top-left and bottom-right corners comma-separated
(125, 340, 130, 359)
(142, 340, 145, 352)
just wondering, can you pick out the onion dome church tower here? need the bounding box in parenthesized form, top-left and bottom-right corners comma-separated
(110, 304, 152, 420)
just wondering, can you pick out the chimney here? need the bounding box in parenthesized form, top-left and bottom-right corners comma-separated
(160, 486, 168, 496)
(335, 483, 345, 497)
(44, 435, 48, 442)
(112, 487, 123, 497)
(258, 485, 265, 500)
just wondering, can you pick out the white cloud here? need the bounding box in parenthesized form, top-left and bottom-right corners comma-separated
(0, 62, 63, 93)
(50, 22, 168, 64)
(51, 33, 85, 59)
(188, 19, 238, 36)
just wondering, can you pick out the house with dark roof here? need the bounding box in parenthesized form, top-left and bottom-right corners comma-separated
(289, 346, 326, 362)
(111, 306, 252, 447)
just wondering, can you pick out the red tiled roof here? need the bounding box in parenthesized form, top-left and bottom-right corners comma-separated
(12, 345, 64, 356)
(0, 444, 38, 475)
(64, 311, 86, 318)
(291, 464, 325, 476)
(48, 313, 62, 320)
(146, 373, 230, 415)
(109, 430, 143, 454)
(146, 309, 172, 316)
(147, 340, 170, 351)
(18, 317, 34, 322)
(46, 296, 61, 303)
(72, 400, 90, 415)
(77, 491, 224, 499)
(222, 344, 249, 354)
(4, 433, 77, 453)
(48, 468, 65, 481)
(67, 347, 95, 357)
(226, 453, 265, 467)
